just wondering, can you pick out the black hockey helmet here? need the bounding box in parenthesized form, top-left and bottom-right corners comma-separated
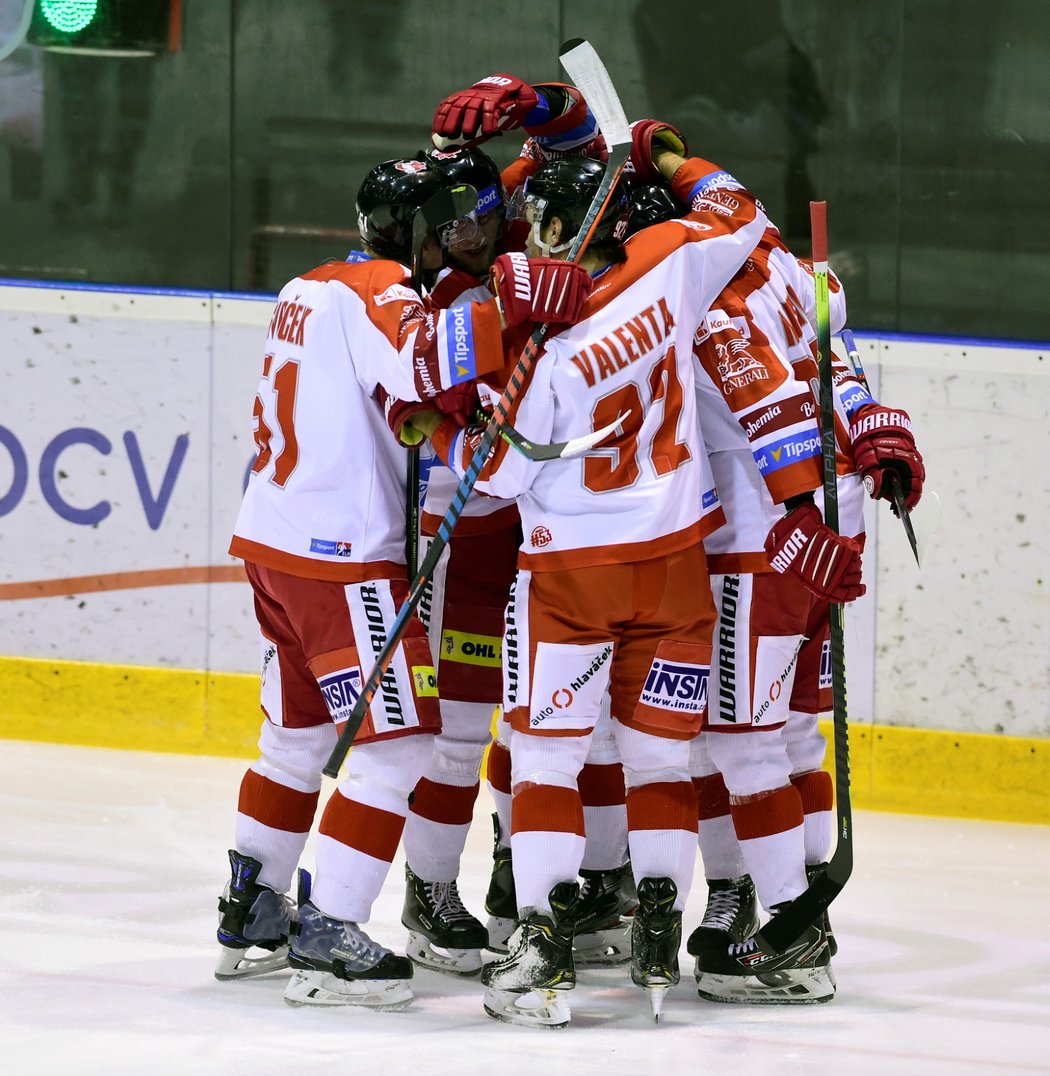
(623, 180, 683, 239)
(512, 157, 630, 255)
(423, 146, 505, 219)
(355, 158, 479, 269)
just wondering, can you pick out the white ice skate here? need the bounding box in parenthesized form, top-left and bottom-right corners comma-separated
(284, 897, 414, 1010)
(482, 987, 571, 1029)
(284, 968, 413, 1010)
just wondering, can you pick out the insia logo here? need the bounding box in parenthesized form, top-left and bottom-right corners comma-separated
(819, 639, 832, 691)
(640, 659, 709, 713)
(318, 666, 363, 721)
(530, 526, 552, 547)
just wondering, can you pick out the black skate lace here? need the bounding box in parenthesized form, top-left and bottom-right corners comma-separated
(426, 881, 474, 923)
(701, 886, 742, 931)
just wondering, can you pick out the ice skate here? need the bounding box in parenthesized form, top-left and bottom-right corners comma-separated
(685, 875, 760, 958)
(215, 849, 294, 981)
(284, 877, 413, 1010)
(631, 877, 682, 1021)
(807, 863, 838, 956)
(695, 904, 835, 1005)
(483, 814, 517, 952)
(402, 864, 488, 976)
(572, 862, 638, 967)
(481, 881, 579, 1029)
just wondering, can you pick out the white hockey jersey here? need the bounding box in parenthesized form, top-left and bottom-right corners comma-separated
(230, 253, 504, 581)
(433, 158, 768, 571)
(693, 228, 869, 568)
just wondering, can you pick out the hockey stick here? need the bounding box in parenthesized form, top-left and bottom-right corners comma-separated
(839, 329, 921, 565)
(322, 40, 632, 779)
(756, 202, 853, 954)
(497, 409, 630, 461)
(405, 446, 420, 577)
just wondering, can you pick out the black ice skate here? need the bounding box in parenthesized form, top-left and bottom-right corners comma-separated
(481, 881, 579, 1029)
(695, 903, 835, 1005)
(807, 863, 838, 957)
(685, 875, 760, 958)
(283, 872, 413, 1009)
(573, 862, 639, 967)
(215, 849, 294, 981)
(484, 813, 517, 952)
(631, 876, 682, 1021)
(402, 863, 488, 976)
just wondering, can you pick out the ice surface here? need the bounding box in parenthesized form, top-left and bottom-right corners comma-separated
(2, 741, 1048, 1075)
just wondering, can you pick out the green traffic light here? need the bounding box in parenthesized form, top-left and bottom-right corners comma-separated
(39, 0, 100, 35)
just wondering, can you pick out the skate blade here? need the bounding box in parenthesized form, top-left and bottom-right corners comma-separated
(485, 915, 516, 953)
(573, 922, 632, 967)
(283, 969, 414, 1010)
(483, 987, 570, 1029)
(214, 944, 289, 981)
(647, 984, 670, 1022)
(406, 931, 483, 977)
(695, 966, 836, 1006)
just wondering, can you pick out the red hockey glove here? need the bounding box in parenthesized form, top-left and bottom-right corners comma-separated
(432, 381, 482, 429)
(626, 119, 689, 182)
(850, 404, 925, 511)
(432, 74, 540, 149)
(490, 252, 593, 329)
(765, 502, 865, 604)
(517, 133, 609, 165)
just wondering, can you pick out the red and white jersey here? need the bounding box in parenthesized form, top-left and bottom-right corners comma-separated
(434, 158, 768, 571)
(230, 254, 503, 581)
(421, 266, 520, 537)
(692, 229, 868, 568)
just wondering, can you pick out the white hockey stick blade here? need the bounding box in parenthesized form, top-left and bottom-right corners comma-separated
(559, 409, 630, 458)
(559, 39, 632, 146)
(501, 410, 630, 461)
(911, 488, 941, 567)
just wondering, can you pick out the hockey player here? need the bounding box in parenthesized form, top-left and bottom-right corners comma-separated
(415, 125, 774, 1025)
(216, 155, 591, 1010)
(398, 131, 638, 973)
(619, 175, 924, 1003)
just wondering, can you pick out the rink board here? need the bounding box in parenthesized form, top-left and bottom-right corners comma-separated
(0, 653, 1046, 826)
(0, 282, 1047, 825)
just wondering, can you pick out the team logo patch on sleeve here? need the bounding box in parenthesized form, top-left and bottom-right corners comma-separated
(318, 665, 363, 723)
(753, 431, 822, 474)
(640, 659, 710, 714)
(438, 304, 478, 386)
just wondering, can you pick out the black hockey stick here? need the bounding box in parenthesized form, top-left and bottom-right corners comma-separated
(756, 201, 853, 954)
(497, 409, 630, 461)
(323, 39, 632, 779)
(840, 329, 920, 565)
(405, 446, 420, 577)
